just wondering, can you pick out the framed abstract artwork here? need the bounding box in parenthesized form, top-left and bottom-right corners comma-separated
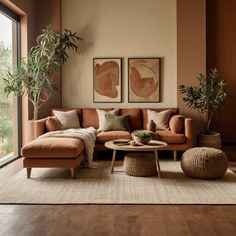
(128, 58, 161, 103)
(93, 58, 122, 103)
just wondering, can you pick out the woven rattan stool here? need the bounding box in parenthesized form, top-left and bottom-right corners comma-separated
(124, 152, 157, 177)
(181, 147, 228, 179)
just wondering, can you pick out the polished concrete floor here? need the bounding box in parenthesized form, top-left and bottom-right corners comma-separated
(0, 148, 236, 236)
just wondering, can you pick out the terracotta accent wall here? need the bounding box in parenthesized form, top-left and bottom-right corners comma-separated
(206, 0, 236, 143)
(30, 0, 61, 120)
(177, 0, 206, 141)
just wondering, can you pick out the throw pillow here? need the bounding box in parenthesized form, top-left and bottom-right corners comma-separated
(96, 108, 119, 131)
(147, 109, 173, 130)
(169, 115, 184, 134)
(103, 113, 130, 132)
(45, 116, 61, 131)
(53, 110, 80, 130)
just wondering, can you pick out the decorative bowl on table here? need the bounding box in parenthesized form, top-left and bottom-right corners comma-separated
(133, 131, 151, 144)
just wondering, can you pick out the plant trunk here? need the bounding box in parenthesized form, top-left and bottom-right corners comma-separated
(206, 110, 214, 133)
(204, 111, 209, 134)
(33, 105, 39, 120)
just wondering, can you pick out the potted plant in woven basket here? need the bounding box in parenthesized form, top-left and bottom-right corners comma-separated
(179, 68, 228, 148)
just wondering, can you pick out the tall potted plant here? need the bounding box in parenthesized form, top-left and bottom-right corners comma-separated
(1, 25, 81, 120)
(179, 68, 228, 148)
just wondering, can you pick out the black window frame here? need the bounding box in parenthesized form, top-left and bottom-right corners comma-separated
(0, 3, 22, 167)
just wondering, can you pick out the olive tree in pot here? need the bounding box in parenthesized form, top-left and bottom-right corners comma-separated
(1, 25, 81, 120)
(179, 68, 228, 148)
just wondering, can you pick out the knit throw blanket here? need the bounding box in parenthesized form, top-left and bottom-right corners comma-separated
(39, 127, 97, 167)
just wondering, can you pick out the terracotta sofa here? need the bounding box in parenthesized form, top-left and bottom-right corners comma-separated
(22, 108, 193, 178)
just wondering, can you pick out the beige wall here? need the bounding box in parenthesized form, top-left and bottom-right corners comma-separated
(61, 0, 177, 108)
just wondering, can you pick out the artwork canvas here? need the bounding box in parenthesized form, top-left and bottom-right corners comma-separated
(93, 58, 122, 103)
(128, 58, 161, 102)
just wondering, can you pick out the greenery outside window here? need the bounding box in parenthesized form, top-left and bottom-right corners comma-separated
(0, 3, 21, 166)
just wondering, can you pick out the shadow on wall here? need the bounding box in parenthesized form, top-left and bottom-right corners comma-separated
(65, 25, 95, 69)
(79, 25, 95, 55)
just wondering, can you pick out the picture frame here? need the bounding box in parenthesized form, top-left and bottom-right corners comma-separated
(93, 58, 122, 103)
(128, 58, 161, 103)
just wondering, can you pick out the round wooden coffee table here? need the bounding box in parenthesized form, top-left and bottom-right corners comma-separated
(104, 139, 167, 178)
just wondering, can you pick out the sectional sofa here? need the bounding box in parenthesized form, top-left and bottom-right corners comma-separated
(22, 108, 193, 178)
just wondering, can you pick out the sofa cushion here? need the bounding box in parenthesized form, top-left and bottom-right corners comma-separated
(157, 130, 185, 144)
(103, 114, 130, 132)
(96, 131, 131, 143)
(22, 138, 85, 158)
(52, 108, 82, 123)
(97, 108, 120, 131)
(169, 115, 185, 134)
(119, 108, 142, 130)
(53, 110, 80, 130)
(142, 108, 179, 129)
(45, 116, 60, 132)
(147, 109, 173, 130)
(82, 108, 113, 129)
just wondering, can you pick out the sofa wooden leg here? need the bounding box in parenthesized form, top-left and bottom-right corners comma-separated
(27, 168, 32, 179)
(70, 168, 76, 179)
(173, 151, 177, 161)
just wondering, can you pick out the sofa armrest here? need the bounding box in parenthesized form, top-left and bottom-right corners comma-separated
(28, 118, 47, 142)
(184, 118, 193, 148)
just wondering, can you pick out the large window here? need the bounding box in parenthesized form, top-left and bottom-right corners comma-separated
(0, 4, 21, 165)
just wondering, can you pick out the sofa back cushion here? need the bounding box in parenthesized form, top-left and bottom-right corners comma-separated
(51, 107, 180, 131)
(142, 108, 179, 130)
(147, 109, 173, 130)
(119, 108, 142, 130)
(103, 113, 130, 132)
(52, 108, 82, 123)
(97, 109, 120, 131)
(53, 110, 81, 130)
(82, 108, 113, 128)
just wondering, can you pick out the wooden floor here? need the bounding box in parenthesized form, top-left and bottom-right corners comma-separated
(0, 148, 236, 236)
(0, 204, 236, 236)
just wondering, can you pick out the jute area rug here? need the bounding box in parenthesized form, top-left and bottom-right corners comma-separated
(0, 160, 236, 204)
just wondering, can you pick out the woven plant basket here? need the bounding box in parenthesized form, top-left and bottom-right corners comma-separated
(197, 132, 222, 149)
(124, 153, 157, 177)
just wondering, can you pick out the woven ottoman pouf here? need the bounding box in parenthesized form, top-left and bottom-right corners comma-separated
(124, 153, 157, 177)
(181, 147, 228, 179)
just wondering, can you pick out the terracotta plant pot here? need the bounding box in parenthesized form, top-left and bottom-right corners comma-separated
(197, 132, 222, 149)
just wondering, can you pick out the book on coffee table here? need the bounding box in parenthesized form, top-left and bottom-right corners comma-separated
(113, 140, 130, 145)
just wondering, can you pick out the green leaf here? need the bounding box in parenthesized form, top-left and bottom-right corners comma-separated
(0, 24, 81, 119)
(178, 68, 228, 133)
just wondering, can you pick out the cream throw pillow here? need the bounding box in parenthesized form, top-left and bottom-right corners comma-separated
(53, 110, 80, 130)
(96, 109, 119, 131)
(147, 109, 172, 130)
